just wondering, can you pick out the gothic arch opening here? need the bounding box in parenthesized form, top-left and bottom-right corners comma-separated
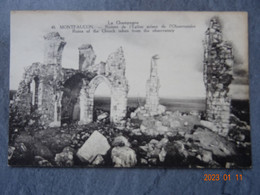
(61, 73, 85, 124)
(93, 80, 111, 122)
(80, 75, 112, 124)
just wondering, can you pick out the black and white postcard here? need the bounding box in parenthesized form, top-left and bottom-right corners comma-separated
(9, 11, 250, 168)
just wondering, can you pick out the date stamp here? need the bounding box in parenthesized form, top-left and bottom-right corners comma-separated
(204, 174, 243, 181)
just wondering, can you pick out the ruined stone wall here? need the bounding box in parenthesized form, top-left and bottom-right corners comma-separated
(105, 47, 128, 125)
(13, 32, 129, 128)
(79, 47, 129, 126)
(13, 62, 64, 127)
(40, 32, 65, 127)
(203, 17, 233, 136)
(12, 63, 43, 125)
(13, 32, 66, 128)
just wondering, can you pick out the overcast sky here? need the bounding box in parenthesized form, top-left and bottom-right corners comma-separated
(10, 11, 249, 99)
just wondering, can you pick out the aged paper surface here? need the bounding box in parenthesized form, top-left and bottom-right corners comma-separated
(9, 11, 250, 168)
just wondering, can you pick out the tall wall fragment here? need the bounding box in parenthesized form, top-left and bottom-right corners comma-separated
(42, 32, 66, 127)
(78, 44, 96, 72)
(105, 47, 128, 125)
(44, 32, 66, 66)
(203, 17, 233, 136)
(13, 32, 66, 128)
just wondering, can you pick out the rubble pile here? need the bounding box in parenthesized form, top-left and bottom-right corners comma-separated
(8, 105, 251, 168)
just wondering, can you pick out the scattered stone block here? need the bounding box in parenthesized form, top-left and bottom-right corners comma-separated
(112, 136, 130, 147)
(97, 112, 109, 121)
(201, 150, 213, 163)
(76, 131, 110, 163)
(55, 146, 74, 167)
(159, 148, 167, 162)
(111, 146, 137, 167)
(200, 120, 218, 132)
(92, 154, 105, 165)
(34, 156, 53, 167)
(140, 158, 148, 165)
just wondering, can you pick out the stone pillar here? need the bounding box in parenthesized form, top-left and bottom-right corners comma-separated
(203, 17, 233, 136)
(43, 32, 66, 65)
(78, 44, 96, 72)
(144, 55, 164, 116)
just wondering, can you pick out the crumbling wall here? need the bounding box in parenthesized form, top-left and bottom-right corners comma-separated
(13, 32, 66, 128)
(41, 32, 66, 127)
(13, 62, 64, 127)
(105, 47, 129, 125)
(203, 17, 233, 136)
(11, 63, 42, 126)
(13, 32, 129, 128)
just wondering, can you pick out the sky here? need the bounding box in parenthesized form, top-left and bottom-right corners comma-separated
(10, 11, 249, 99)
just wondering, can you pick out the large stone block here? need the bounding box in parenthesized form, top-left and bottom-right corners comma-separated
(76, 131, 110, 163)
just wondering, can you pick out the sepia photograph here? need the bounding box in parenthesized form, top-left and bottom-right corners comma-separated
(8, 11, 250, 168)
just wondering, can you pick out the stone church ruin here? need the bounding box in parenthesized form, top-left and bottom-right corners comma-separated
(12, 32, 128, 128)
(9, 15, 251, 169)
(12, 17, 234, 137)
